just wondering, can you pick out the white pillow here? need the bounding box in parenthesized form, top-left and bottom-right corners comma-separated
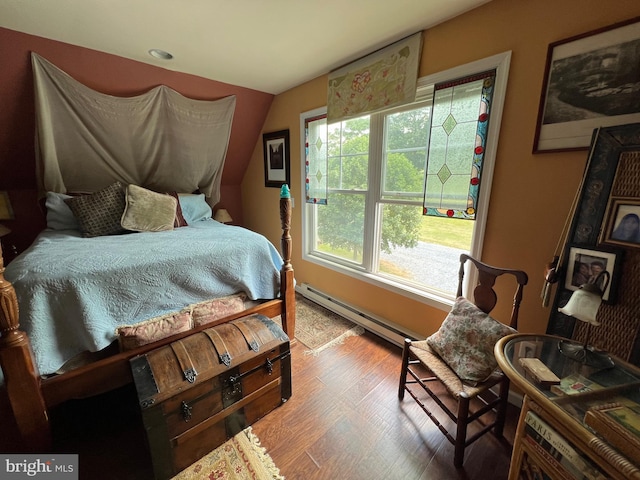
(178, 194, 212, 223)
(45, 192, 80, 231)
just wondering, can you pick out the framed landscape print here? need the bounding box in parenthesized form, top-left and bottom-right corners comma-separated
(533, 17, 640, 153)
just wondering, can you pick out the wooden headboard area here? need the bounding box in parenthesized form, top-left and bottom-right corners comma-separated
(547, 123, 640, 366)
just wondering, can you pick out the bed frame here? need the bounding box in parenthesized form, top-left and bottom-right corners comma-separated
(0, 195, 295, 452)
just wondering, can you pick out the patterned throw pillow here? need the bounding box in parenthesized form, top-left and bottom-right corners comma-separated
(116, 311, 193, 351)
(191, 293, 247, 327)
(64, 182, 127, 237)
(425, 296, 517, 384)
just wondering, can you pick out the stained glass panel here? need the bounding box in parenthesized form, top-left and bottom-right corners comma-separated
(305, 115, 328, 204)
(423, 71, 496, 219)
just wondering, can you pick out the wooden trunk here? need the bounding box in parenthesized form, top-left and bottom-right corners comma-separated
(130, 314, 291, 479)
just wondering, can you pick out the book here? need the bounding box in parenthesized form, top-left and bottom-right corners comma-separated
(525, 410, 608, 480)
(584, 402, 640, 465)
(519, 358, 561, 386)
(522, 434, 574, 480)
(551, 373, 604, 397)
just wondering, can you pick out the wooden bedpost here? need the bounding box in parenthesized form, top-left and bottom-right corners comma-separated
(279, 185, 296, 340)
(0, 245, 51, 451)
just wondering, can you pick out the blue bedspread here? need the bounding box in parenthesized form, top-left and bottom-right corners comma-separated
(4, 220, 284, 375)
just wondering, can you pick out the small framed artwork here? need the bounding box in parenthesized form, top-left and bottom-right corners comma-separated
(533, 17, 640, 153)
(263, 129, 290, 188)
(601, 196, 640, 248)
(564, 245, 623, 303)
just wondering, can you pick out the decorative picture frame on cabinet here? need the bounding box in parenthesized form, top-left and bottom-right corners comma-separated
(600, 196, 640, 248)
(563, 245, 623, 304)
(263, 129, 291, 188)
(533, 17, 640, 153)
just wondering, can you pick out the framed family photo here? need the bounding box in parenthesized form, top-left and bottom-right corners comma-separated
(263, 129, 290, 188)
(601, 197, 640, 248)
(564, 245, 623, 303)
(533, 17, 640, 153)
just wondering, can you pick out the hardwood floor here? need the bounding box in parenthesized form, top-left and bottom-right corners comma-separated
(3, 330, 520, 479)
(252, 331, 519, 480)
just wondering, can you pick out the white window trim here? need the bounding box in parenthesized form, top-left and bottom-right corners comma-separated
(299, 51, 512, 312)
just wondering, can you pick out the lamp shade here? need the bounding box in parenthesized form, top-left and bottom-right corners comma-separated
(558, 283, 602, 326)
(0, 224, 10, 237)
(214, 209, 233, 224)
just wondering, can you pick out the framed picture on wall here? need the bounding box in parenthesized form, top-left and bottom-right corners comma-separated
(600, 197, 640, 248)
(533, 17, 640, 153)
(564, 245, 623, 304)
(263, 129, 291, 188)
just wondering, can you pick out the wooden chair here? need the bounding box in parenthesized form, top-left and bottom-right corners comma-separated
(398, 253, 528, 467)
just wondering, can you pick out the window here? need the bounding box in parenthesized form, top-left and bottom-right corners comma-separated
(300, 52, 511, 307)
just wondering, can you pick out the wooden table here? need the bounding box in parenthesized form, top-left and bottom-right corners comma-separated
(495, 333, 640, 480)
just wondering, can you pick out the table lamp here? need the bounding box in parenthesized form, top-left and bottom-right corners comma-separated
(213, 208, 233, 224)
(558, 271, 614, 368)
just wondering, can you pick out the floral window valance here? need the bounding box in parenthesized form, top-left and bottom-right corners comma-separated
(327, 33, 423, 124)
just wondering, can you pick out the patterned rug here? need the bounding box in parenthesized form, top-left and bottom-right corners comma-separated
(280, 293, 364, 355)
(172, 427, 284, 480)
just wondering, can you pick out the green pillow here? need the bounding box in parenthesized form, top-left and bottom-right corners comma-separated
(121, 184, 177, 232)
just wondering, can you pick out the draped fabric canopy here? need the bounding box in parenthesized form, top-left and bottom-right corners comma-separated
(32, 53, 236, 205)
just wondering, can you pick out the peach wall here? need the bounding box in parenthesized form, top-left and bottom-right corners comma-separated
(242, 0, 640, 338)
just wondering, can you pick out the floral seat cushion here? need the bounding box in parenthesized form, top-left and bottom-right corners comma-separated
(424, 296, 517, 384)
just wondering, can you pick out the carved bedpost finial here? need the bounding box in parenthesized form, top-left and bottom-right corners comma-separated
(0, 243, 23, 345)
(279, 184, 292, 271)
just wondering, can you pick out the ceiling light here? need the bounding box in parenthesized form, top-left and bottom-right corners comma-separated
(148, 49, 173, 60)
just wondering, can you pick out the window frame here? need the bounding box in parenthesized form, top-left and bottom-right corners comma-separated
(299, 51, 512, 311)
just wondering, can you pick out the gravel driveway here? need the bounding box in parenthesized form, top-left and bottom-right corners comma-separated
(380, 242, 466, 294)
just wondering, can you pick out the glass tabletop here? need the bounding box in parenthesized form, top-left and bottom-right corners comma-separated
(502, 334, 640, 428)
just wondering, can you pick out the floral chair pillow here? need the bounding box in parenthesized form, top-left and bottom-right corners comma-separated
(426, 296, 517, 384)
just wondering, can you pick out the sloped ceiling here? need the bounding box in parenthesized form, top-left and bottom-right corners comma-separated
(0, 0, 491, 94)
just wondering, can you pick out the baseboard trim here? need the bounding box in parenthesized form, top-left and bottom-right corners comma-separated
(295, 283, 423, 347)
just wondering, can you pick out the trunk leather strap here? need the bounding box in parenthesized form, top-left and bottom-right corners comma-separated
(232, 318, 260, 352)
(170, 340, 198, 383)
(203, 328, 232, 367)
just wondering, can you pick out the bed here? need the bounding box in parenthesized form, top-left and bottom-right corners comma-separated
(0, 53, 296, 451)
(0, 188, 295, 451)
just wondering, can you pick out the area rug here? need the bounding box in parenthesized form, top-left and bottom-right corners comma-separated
(277, 293, 364, 355)
(172, 427, 284, 480)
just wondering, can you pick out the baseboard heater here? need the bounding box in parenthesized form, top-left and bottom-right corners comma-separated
(295, 283, 423, 347)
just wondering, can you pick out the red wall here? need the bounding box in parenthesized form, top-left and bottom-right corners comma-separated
(0, 27, 273, 252)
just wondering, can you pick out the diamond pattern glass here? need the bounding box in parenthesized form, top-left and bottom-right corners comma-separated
(423, 71, 496, 219)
